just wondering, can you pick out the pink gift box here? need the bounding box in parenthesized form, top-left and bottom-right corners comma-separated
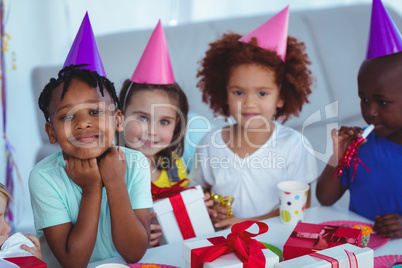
(283, 222, 362, 260)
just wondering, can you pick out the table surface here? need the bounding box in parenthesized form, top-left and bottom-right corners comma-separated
(88, 205, 402, 267)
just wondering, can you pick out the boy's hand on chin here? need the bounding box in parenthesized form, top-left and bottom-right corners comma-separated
(98, 146, 126, 186)
(65, 156, 102, 191)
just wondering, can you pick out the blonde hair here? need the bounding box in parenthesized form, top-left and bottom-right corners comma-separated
(0, 183, 12, 200)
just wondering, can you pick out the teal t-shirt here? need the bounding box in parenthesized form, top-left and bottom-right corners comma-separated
(29, 147, 153, 263)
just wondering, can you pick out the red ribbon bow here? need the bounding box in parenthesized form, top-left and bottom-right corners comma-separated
(151, 178, 189, 201)
(292, 225, 359, 251)
(313, 226, 338, 250)
(190, 221, 268, 268)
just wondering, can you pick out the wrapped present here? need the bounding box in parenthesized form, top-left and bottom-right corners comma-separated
(283, 222, 362, 260)
(275, 243, 373, 267)
(152, 184, 215, 244)
(182, 221, 279, 268)
(3, 256, 47, 267)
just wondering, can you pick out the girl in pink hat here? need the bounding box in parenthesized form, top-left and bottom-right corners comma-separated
(189, 6, 317, 229)
(118, 20, 190, 247)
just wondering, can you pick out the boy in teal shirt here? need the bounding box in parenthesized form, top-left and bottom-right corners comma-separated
(29, 13, 152, 267)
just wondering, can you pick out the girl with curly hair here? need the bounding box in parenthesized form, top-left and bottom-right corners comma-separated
(189, 7, 317, 229)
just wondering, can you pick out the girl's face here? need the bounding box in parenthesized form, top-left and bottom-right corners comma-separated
(123, 90, 179, 158)
(226, 63, 284, 130)
(358, 56, 402, 144)
(0, 194, 11, 248)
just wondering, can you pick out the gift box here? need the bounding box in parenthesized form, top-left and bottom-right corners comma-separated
(152, 185, 215, 244)
(283, 222, 362, 260)
(182, 221, 279, 268)
(3, 256, 47, 268)
(275, 243, 373, 267)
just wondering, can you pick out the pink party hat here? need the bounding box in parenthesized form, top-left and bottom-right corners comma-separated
(131, 20, 174, 84)
(239, 6, 289, 62)
(366, 0, 402, 59)
(63, 12, 106, 76)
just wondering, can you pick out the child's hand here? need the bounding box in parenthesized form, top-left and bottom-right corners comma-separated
(98, 146, 126, 186)
(203, 192, 230, 224)
(203, 192, 217, 218)
(204, 193, 228, 220)
(210, 204, 230, 224)
(65, 156, 102, 190)
(374, 214, 402, 238)
(21, 234, 42, 260)
(331, 126, 366, 165)
(213, 217, 244, 230)
(149, 213, 162, 247)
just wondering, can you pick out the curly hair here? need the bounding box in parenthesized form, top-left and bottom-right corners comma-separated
(38, 64, 119, 122)
(118, 80, 189, 169)
(197, 32, 313, 123)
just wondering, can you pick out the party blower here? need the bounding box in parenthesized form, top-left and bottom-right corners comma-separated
(334, 124, 375, 181)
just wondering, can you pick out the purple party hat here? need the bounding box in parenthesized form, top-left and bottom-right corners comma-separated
(366, 0, 402, 59)
(63, 12, 106, 76)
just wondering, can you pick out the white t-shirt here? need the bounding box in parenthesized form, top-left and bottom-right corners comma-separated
(189, 123, 317, 219)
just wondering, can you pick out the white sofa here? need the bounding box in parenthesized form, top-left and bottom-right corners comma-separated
(31, 3, 402, 208)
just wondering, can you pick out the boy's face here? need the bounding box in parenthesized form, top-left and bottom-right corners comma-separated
(45, 78, 123, 160)
(0, 194, 11, 248)
(358, 52, 402, 144)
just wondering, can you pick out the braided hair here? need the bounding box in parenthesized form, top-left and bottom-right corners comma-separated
(38, 64, 119, 122)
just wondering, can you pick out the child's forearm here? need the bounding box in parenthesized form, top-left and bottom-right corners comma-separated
(252, 207, 280, 221)
(214, 207, 281, 230)
(106, 180, 150, 263)
(45, 186, 102, 267)
(316, 155, 347, 206)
